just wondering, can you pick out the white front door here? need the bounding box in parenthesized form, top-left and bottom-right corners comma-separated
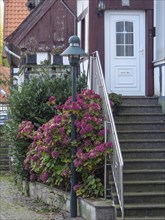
(105, 11, 145, 95)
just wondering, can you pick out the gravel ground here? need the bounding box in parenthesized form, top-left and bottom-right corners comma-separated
(0, 173, 84, 220)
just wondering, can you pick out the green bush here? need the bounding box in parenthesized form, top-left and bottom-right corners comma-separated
(4, 72, 87, 179)
(9, 73, 87, 127)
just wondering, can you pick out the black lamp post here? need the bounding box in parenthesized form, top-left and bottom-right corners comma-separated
(61, 35, 87, 218)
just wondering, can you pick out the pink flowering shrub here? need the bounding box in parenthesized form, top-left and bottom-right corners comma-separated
(17, 120, 35, 140)
(22, 90, 113, 197)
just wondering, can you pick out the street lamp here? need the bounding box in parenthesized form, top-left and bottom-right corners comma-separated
(61, 35, 87, 218)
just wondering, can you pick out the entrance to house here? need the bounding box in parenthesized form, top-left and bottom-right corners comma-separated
(105, 11, 145, 95)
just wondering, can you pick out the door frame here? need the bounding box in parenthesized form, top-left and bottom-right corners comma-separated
(104, 10, 146, 96)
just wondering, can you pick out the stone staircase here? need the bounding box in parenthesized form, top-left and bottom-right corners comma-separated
(0, 128, 10, 173)
(112, 96, 165, 220)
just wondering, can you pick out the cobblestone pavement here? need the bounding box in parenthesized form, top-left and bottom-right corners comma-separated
(0, 173, 84, 220)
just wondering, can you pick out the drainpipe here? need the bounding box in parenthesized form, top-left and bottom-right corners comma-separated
(4, 46, 21, 60)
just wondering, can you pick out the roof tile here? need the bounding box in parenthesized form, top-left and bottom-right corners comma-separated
(5, 0, 29, 38)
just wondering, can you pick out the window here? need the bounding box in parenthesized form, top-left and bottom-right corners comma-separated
(116, 21, 134, 57)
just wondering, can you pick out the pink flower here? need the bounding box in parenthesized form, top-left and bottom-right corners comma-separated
(73, 184, 80, 191)
(72, 102, 82, 110)
(95, 144, 105, 152)
(51, 151, 59, 158)
(40, 172, 49, 183)
(98, 129, 104, 137)
(30, 173, 36, 182)
(49, 96, 56, 102)
(73, 159, 82, 167)
(59, 127, 65, 133)
(61, 170, 69, 177)
(31, 155, 38, 161)
(105, 142, 113, 148)
(44, 147, 51, 153)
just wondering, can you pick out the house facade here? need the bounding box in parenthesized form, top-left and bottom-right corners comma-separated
(77, 0, 155, 97)
(4, 0, 76, 82)
(4, 0, 76, 60)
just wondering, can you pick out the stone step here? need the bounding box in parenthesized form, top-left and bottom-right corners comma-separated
(118, 105, 162, 113)
(120, 139, 165, 150)
(116, 204, 165, 217)
(123, 169, 165, 181)
(116, 121, 165, 130)
(114, 113, 165, 122)
(0, 159, 10, 165)
(0, 154, 9, 159)
(118, 130, 165, 139)
(113, 191, 165, 204)
(116, 217, 165, 220)
(114, 96, 165, 219)
(111, 180, 165, 193)
(0, 164, 10, 171)
(122, 149, 165, 159)
(121, 96, 159, 105)
(124, 159, 165, 170)
(0, 147, 9, 154)
(0, 143, 9, 148)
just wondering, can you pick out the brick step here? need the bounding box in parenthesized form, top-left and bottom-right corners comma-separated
(118, 130, 165, 139)
(118, 105, 162, 113)
(121, 96, 159, 105)
(111, 180, 165, 193)
(122, 149, 165, 159)
(124, 159, 165, 170)
(116, 121, 165, 130)
(116, 204, 165, 217)
(120, 139, 165, 149)
(112, 191, 165, 204)
(114, 113, 165, 122)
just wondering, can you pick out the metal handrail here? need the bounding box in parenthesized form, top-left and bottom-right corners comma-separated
(89, 51, 124, 219)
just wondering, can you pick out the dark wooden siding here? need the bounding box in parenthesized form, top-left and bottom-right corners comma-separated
(8, 0, 76, 51)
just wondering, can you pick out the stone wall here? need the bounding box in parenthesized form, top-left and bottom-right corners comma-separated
(29, 182, 70, 212)
(21, 180, 115, 220)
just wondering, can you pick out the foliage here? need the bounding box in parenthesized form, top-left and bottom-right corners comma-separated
(21, 90, 113, 198)
(109, 93, 122, 114)
(3, 120, 30, 178)
(51, 46, 64, 55)
(4, 73, 87, 179)
(9, 73, 87, 126)
(108, 93, 122, 107)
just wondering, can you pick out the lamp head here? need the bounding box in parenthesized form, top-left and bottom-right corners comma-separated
(61, 35, 87, 66)
(97, 0, 105, 16)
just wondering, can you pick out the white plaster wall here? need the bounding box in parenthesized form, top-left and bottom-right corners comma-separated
(77, 0, 89, 80)
(154, 67, 160, 96)
(153, 0, 165, 96)
(36, 52, 49, 65)
(162, 66, 165, 96)
(77, 0, 89, 53)
(77, 0, 89, 17)
(154, 0, 165, 61)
